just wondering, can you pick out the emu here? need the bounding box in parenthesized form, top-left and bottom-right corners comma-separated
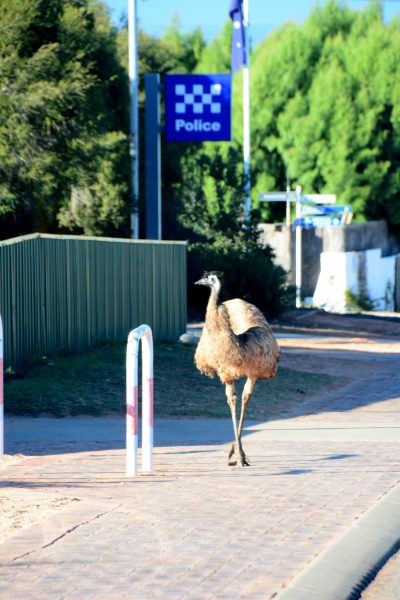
(194, 271, 280, 466)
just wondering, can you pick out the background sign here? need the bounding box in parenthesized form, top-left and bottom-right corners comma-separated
(165, 74, 231, 142)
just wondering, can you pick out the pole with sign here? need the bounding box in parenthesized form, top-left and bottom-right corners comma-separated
(295, 186, 302, 308)
(145, 74, 161, 240)
(259, 188, 345, 307)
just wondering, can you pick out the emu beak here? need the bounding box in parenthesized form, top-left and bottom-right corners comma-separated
(195, 277, 208, 286)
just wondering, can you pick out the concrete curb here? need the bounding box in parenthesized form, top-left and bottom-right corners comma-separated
(276, 483, 400, 600)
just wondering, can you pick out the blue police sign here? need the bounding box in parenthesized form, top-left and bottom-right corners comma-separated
(165, 74, 231, 142)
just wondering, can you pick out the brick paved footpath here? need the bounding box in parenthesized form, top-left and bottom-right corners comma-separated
(1, 342, 400, 599)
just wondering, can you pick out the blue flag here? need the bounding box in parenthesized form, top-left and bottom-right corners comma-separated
(229, 0, 245, 73)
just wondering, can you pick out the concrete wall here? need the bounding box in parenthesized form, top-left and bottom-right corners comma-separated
(320, 220, 400, 255)
(259, 220, 400, 311)
(313, 249, 398, 312)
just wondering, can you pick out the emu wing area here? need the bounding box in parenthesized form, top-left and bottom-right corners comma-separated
(195, 298, 280, 385)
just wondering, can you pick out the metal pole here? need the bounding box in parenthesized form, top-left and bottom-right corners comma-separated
(286, 185, 291, 226)
(145, 74, 162, 240)
(242, 0, 251, 221)
(128, 0, 139, 239)
(295, 185, 302, 308)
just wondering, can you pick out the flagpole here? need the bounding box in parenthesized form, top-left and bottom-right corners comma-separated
(128, 0, 139, 239)
(242, 0, 251, 221)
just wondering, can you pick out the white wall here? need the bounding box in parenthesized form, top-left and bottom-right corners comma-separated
(367, 251, 396, 310)
(313, 248, 398, 312)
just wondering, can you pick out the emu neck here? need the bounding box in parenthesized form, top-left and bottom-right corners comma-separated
(205, 285, 234, 340)
(205, 285, 221, 324)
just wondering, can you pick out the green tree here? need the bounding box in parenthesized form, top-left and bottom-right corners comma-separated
(248, 0, 400, 231)
(163, 14, 205, 73)
(0, 0, 130, 238)
(194, 21, 232, 74)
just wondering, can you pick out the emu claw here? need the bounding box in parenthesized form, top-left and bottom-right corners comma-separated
(228, 444, 238, 466)
(241, 456, 250, 467)
(228, 444, 250, 467)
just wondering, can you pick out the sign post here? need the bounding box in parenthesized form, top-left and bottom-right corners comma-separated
(145, 74, 161, 240)
(259, 189, 348, 307)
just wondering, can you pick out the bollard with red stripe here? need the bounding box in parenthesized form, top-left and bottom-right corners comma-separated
(126, 324, 153, 476)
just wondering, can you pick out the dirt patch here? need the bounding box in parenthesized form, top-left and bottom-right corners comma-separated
(279, 351, 373, 380)
(275, 309, 400, 399)
(276, 308, 400, 339)
(0, 487, 81, 544)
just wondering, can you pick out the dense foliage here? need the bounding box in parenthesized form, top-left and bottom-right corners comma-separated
(249, 1, 400, 230)
(0, 0, 130, 237)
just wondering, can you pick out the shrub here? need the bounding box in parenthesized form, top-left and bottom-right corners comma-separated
(345, 289, 375, 312)
(188, 240, 295, 319)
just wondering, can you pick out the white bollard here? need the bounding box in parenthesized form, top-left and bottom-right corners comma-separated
(0, 315, 3, 460)
(126, 324, 153, 476)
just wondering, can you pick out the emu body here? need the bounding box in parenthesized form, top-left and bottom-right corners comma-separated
(194, 272, 280, 466)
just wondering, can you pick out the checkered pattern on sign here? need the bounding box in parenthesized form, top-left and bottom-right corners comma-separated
(175, 83, 222, 115)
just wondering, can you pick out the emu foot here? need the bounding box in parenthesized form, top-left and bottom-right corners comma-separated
(228, 444, 250, 467)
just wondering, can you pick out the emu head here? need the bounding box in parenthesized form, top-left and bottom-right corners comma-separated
(195, 271, 224, 295)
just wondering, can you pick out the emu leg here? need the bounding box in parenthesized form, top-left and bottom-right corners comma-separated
(238, 378, 256, 438)
(226, 382, 248, 466)
(235, 378, 256, 466)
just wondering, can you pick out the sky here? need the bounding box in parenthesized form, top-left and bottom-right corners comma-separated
(105, 0, 400, 46)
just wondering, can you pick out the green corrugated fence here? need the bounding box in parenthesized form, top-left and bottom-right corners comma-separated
(0, 234, 187, 368)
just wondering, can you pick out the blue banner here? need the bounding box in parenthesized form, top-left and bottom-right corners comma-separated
(165, 74, 232, 142)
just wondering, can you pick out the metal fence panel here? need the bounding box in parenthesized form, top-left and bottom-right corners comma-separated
(0, 234, 187, 367)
